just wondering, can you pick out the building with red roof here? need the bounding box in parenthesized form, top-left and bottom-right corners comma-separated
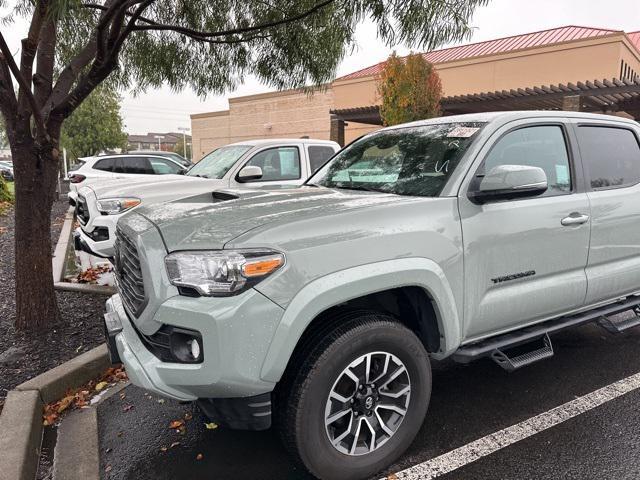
(192, 26, 640, 157)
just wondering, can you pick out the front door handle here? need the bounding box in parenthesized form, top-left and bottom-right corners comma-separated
(561, 213, 590, 226)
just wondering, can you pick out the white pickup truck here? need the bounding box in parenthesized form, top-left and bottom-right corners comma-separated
(74, 138, 339, 258)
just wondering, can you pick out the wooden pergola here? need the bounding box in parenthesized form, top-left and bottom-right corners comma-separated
(329, 78, 640, 145)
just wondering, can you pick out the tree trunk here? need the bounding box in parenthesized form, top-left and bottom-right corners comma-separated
(12, 140, 61, 330)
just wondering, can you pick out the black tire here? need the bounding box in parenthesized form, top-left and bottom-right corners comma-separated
(277, 311, 432, 480)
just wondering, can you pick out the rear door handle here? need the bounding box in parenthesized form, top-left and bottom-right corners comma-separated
(561, 213, 589, 226)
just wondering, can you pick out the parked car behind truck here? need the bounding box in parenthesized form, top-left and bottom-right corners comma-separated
(74, 138, 339, 258)
(104, 111, 640, 479)
(68, 153, 187, 206)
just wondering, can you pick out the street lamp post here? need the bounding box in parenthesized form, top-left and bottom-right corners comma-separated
(177, 127, 190, 160)
(154, 135, 165, 151)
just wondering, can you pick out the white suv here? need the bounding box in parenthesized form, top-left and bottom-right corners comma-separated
(68, 154, 187, 205)
(74, 138, 340, 258)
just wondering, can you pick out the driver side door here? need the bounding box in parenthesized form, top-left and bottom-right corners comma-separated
(458, 120, 591, 341)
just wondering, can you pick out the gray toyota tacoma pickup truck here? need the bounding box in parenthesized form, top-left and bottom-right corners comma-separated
(104, 111, 640, 479)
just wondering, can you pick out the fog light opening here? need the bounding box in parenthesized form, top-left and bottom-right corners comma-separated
(189, 338, 201, 361)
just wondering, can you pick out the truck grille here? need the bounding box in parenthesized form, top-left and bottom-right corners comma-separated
(114, 227, 147, 316)
(76, 195, 90, 225)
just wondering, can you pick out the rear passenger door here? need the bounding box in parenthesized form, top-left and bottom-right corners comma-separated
(573, 122, 640, 305)
(459, 120, 591, 340)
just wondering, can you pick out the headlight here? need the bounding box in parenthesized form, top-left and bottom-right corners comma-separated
(165, 250, 285, 296)
(96, 197, 141, 215)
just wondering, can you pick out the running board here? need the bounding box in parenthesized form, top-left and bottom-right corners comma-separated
(491, 334, 554, 371)
(453, 295, 640, 365)
(598, 307, 640, 333)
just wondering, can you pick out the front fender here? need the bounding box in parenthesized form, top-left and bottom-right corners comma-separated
(259, 257, 461, 383)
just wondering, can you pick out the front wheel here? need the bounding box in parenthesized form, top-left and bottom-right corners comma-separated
(278, 312, 432, 480)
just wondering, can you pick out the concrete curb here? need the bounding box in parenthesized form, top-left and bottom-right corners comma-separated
(54, 282, 116, 295)
(52, 206, 75, 283)
(0, 344, 110, 480)
(53, 408, 99, 480)
(16, 344, 110, 404)
(0, 390, 43, 480)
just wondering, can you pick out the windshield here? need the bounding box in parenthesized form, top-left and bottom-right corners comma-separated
(310, 122, 485, 196)
(186, 145, 252, 179)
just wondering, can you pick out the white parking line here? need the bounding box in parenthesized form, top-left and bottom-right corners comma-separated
(387, 371, 640, 480)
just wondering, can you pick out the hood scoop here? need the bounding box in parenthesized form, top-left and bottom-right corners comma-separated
(171, 189, 240, 205)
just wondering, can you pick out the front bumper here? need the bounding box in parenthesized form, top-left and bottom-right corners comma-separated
(104, 290, 284, 403)
(74, 228, 113, 259)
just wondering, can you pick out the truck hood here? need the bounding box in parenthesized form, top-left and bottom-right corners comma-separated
(87, 176, 223, 202)
(136, 187, 409, 251)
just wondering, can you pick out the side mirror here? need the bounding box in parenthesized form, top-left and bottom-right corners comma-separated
(469, 165, 548, 204)
(237, 165, 263, 182)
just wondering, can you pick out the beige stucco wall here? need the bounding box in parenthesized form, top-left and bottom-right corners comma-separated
(192, 33, 640, 158)
(191, 88, 333, 160)
(191, 111, 231, 159)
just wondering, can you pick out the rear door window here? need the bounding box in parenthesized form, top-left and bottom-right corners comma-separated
(93, 158, 115, 172)
(576, 126, 640, 190)
(122, 157, 154, 174)
(308, 145, 336, 174)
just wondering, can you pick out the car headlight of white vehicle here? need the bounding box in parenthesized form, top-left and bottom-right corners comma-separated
(165, 250, 285, 296)
(96, 198, 141, 215)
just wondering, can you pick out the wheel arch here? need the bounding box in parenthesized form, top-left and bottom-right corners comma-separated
(260, 257, 462, 383)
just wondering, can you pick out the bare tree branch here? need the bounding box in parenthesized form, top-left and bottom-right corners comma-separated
(34, 16, 57, 109)
(0, 32, 48, 140)
(82, 2, 160, 28)
(43, 41, 96, 117)
(96, 0, 128, 63)
(17, 0, 46, 116)
(45, 0, 125, 117)
(125, 0, 335, 40)
(52, 1, 152, 118)
(0, 52, 18, 127)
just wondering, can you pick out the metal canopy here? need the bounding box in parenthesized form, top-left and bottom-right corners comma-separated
(441, 78, 640, 116)
(329, 78, 640, 127)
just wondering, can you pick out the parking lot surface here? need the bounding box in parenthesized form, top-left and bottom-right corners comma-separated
(98, 323, 640, 479)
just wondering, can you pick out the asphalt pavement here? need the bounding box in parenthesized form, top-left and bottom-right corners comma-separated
(97, 323, 640, 480)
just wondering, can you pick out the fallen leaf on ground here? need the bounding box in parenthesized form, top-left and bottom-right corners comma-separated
(160, 446, 168, 452)
(57, 396, 74, 414)
(42, 366, 129, 425)
(196, 453, 203, 461)
(170, 442, 181, 448)
(105, 465, 112, 473)
(122, 404, 134, 412)
(184, 412, 192, 421)
(204, 422, 218, 430)
(169, 419, 184, 429)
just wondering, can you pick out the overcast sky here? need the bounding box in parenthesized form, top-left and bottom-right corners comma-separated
(3, 0, 640, 133)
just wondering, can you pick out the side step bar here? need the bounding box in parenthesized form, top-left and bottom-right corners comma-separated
(491, 333, 554, 371)
(598, 307, 640, 333)
(453, 296, 640, 367)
